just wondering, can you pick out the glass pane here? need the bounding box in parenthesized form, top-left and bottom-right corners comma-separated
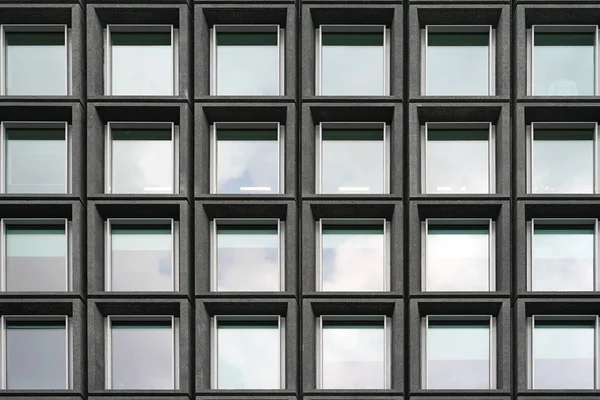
(426, 224, 490, 291)
(322, 224, 385, 291)
(321, 129, 385, 194)
(111, 320, 174, 389)
(216, 32, 279, 96)
(533, 321, 595, 389)
(5, 128, 66, 193)
(321, 31, 385, 95)
(111, 224, 173, 291)
(111, 31, 173, 95)
(533, 225, 594, 291)
(111, 128, 174, 194)
(426, 129, 490, 193)
(216, 225, 280, 291)
(217, 320, 280, 389)
(426, 31, 490, 95)
(6, 225, 67, 291)
(532, 129, 594, 194)
(5, 31, 67, 95)
(322, 320, 385, 389)
(216, 129, 279, 194)
(533, 32, 595, 96)
(6, 320, 67, 389)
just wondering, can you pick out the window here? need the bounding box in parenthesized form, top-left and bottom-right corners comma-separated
(2, 219, 69, 292)
(423, 26, 494, 96)
(316, 25, 389, 96)
(212, 219, 283, 292)
(106, 25, 177, 96)
(316, 122, 388, 194)
(529, 122, 596, 194)
(2, 122, 68, 194)
(1, 316, 70, 389)
(530, 26, 597, 96)
(106, 219, 177, 292)
(2, 25, 69, 96)
(423, 316, 495, 389)
(423, 122, 494, 194)
(317, 316, 390, 389)
(106, 317, 178, 390)
(317, 219, 389, 292)
(211, 123, 283, 194)
(211, 25, 283, 96)
(106, 122, 177, 194)
(212, 316, 284, 389)
(423, 219, 494, 291)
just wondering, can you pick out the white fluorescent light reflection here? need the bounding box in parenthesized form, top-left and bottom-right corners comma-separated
(338, 187, 370, 192)
(240, 186, 272, 191)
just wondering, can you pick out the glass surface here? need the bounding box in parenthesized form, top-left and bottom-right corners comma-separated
(426, 32, 490, 95)
(427, 320, 490, 389)
(5, 128, 66, 193)
(111, 128, 174, 194)
(216, 129, 279, 194)
(533, 32, 595, 96)
(216, 225, 280, 291)
(321, 129, 385, 194)
(6, 225, 67, 291)
(6, 320, 67, 389)
(532, 129, 594, 194)
(426, 129, 490, 194)
(533, 321, 595, 389)
(426, 225, 490, 291)
(321, 31, 385, 95)
(111, 31, 173, 95)
(321, 224, 385, 291)
(322, 320, 385, 389)
(532, 225, 594, 291)
(110, 224, 173, 291)
(216, 32, 279, 96)
(217, 320, 280, 389)
(111, 320, 174, 389)
(5, 31, 67, 95)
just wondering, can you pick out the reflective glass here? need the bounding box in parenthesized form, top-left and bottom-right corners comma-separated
(532, 129, 594, 194)
(216, 128, 279, 194)
(533, 32, 595, 96)
(5, 31, 67, 95)
(533, 321, 595, 389)
(426, 224, 490, 291)
(217, 319, 280, 389)
(216, 224, 280, 291)
(322, 224, 385, 291)
(6, 320, 67, 389)
(216, 31, 279, 96)
(426, 31, 490, 95)
(321, 31, 385, 95)
(321, 128, 385, 194)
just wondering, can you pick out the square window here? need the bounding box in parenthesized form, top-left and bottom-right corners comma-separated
(2, 25, 69, 96)
(213, 316, 284, 389)
(424, 26, 494, 96)
(423, 220, 494, 292)
(531, 26, 597, 96)
(317, 123, 388, 194)
(424, 123, 494, 194)
(212, 220, 283, 292)
(107, 25, 176, 96)
(424, 317, 495, 389)
(317, 26, 389, 96)
(212, 123, 283, 194)
(107, 317, 177, 390)
(212, 26, 283, 96)
(106, 122, 177, 194)
(106, 219, 176, 292)
(317, 220, 389, 292)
